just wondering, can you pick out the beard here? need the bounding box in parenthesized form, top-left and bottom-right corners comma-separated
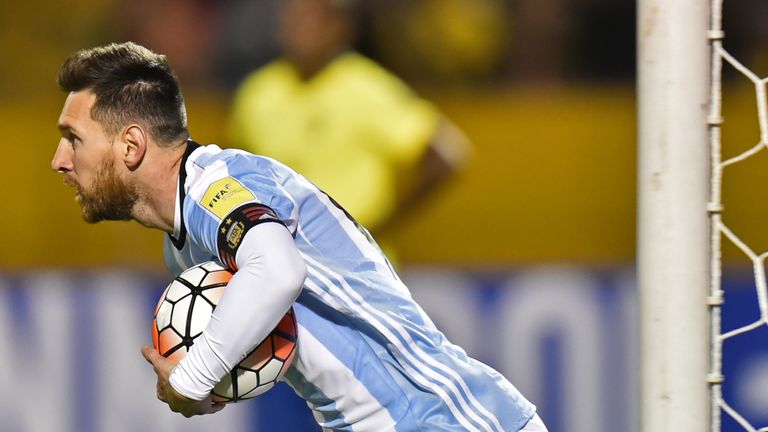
(67, 155, 139, 224)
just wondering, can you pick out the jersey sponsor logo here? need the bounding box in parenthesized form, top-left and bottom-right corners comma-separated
(202, 177, 255, 219)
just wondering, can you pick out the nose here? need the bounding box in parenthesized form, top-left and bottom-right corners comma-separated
(51, 139, 73, 173)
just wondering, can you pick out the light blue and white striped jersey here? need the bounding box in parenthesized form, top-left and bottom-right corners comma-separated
(163, 142, 536, 431)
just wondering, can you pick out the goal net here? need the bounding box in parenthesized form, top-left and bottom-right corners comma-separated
(640, 0, 768, 430)
(708, 0, 768, 431)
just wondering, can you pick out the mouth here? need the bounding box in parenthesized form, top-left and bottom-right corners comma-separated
(62, 176, 84, 201)
(62, 176, 79, 189)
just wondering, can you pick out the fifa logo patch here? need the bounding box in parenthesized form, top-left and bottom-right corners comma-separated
(208, 186, 230, 208)
(202, 177, 255, 219)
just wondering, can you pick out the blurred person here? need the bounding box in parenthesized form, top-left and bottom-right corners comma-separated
(52, 42, 547, 431)
(227, 0, 470, 250)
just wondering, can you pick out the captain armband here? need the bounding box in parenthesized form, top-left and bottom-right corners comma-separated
(217, 203, 286, 271)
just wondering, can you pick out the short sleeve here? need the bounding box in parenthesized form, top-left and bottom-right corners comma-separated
(343, 57, 441, 166)
(182, 150, 299, 268)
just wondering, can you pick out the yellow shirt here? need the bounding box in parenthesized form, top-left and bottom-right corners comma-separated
(228, 52, 439, 231)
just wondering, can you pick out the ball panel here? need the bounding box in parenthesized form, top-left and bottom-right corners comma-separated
(188, 298, 213, 337)
(241, 339, 273, 371)
(178, 266, 206, 287)
(276, 312, 297, 338)
(155, 301, 173, 330)
(201, 270, 233, 287)
(244, 381, 274, 398)
(285, 342, 296, 369)
(201, 261, 227, 272)
(171, 296, 192, 334)
(201, 286, 225, 305)
(151, 321, 159, 351)
(258, 358, 284, 384)
(166, 345, 187, 363)
(157, 328, 183, 355)
(234, 368, 259, 395)
(283, 344, 296, 374)
(273, 334, 296, 361)
(164, 280, 192, 303)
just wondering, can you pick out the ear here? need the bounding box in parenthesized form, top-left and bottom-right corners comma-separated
(121, 124, 147, 171)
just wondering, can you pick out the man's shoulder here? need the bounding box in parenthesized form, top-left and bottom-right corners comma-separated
(325, 53, 420, 103)
(186, 145, 297, 195)
(239, 60, 299, 91)
(328, 52, 399, 85)
(186, 146, 247, 193)
(183, 147, 288, 220)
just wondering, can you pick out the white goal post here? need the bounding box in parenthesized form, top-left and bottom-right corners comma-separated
(637, 0, 710, 431)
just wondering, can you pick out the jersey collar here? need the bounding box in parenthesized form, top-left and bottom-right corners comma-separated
(168, 139, 201, 250)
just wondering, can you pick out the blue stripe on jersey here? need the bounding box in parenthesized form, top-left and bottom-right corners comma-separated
(282, 367, 345, 430)
(302, 260, 519, 432)
(289, 295, 413, 427)
(285, 180, 537, 431)
(291, 196, 390, 275)
(288, 201, 509, 430)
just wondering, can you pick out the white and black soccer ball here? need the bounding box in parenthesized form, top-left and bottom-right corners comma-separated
(152, 261, 297, 402)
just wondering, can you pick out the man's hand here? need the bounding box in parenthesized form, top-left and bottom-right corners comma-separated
(140, 345, 226, 417)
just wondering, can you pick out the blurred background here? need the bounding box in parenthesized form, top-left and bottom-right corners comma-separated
(1, 0, 768, 431)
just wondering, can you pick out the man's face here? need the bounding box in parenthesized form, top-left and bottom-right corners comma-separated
(52, 90, 138, 223)
(279, 0, 348, 66)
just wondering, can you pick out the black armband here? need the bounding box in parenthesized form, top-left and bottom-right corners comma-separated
(217, 203, 286, 270)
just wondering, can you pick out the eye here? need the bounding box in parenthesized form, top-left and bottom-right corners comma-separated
(68, 134, 80, 148)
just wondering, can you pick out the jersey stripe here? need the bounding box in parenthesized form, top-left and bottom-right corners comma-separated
(291, 321, 398, 431)
(290, 179, 505, 431)
(291, 175, 395, 278)
(282, 368, 338, 430)
(300, 256, 503, 432)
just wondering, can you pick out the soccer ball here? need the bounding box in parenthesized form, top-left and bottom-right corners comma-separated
(152, 261, 297, 403)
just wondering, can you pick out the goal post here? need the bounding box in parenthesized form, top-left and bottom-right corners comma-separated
(637, 0, 710, 430)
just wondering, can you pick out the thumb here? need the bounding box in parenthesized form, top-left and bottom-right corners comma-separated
(141, 345, 161, 365)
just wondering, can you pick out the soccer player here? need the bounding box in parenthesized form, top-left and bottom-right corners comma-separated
(52, 42, 547, 432)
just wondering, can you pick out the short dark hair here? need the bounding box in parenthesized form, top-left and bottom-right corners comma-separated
(58, 42, 189, 146)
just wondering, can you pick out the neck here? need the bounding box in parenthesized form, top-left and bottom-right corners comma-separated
(292, 48, 348, 81)
(131, 142, 187, 233)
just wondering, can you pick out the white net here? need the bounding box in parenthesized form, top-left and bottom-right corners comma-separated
(709, 0, 768, 431)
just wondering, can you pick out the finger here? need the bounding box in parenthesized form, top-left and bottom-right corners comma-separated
(209, 403, 226, 414)
(157, 383, 166, 402)
(141, 345, 161, 365)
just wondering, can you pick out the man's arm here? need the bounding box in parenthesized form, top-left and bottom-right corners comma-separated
(374, 119, 471, 237)
(144, 222, 307, 414)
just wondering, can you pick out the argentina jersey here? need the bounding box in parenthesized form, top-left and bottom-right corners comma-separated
(163, 142, 537, 432)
